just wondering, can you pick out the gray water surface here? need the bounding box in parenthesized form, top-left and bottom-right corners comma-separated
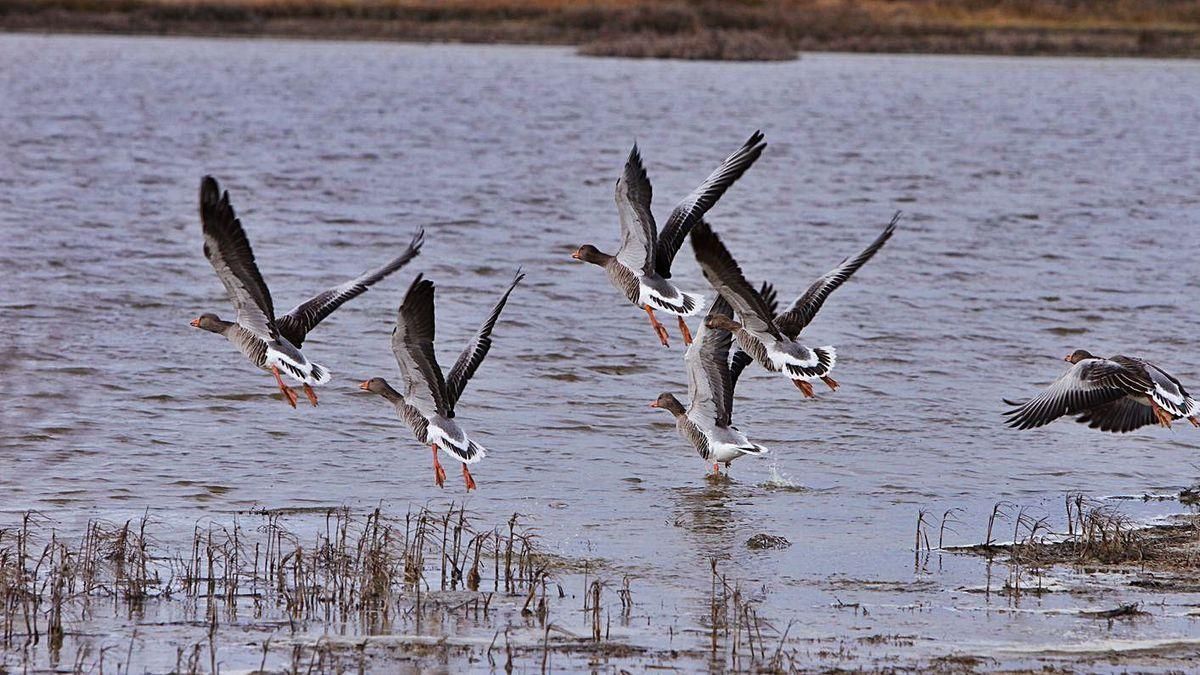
(3, 34, 1200, 670)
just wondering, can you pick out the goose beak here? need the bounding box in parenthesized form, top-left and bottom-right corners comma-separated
(189, 318, 201, 328)
(1063, 354, 1072, 362)
(649, 401, 659, 408)
(358, 380, 371, 391)
(571, 251, 581, 260)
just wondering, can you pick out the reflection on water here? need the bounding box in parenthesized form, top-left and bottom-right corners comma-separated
(3, 33, 1200, 669)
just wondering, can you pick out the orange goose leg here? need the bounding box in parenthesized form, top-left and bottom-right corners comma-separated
(270, 366, 298, 408)
(1150, 401, 1174, 429)
(677, 316, 694, 346)
(302, 384, 319, 407)
(462, 463, 477, 491)
(1189, 416, 1200, 428)
(821, 375, 839, 392)
(644, 306, 670, 347)
(431, 445, 447, 488)
(793, 379, 815, 398)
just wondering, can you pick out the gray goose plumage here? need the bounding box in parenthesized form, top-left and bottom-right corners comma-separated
(572, 131, 766, 348)
(191, 176, 423, 407)
(360, 270, 524, 491)
(722, 213, 899, 397)
(1004, 349, 1200, 433)
(651, 296, 767, 476)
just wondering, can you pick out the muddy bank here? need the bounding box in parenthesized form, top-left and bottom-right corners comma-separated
(4, 0, 1200, 58)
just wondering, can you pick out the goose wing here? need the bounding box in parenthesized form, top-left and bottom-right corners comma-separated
(199, 176, 277, 340)
(390, 275, 450, 418)
(277, 229, 424, 347)
(729, 281, 776, 390)
(690, 219, 780, 339)
(445, 269, 525, 411)
(1074, 398, 1158, 433)
(1003, 358, 1146, 430)
(685, 295, 735, 427)
(776, 212, 898, 338)
(613, 144, 657, 276)
(655, 131, 766, 278)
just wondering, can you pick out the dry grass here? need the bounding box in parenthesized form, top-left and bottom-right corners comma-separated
(3, 0, 1200, 57)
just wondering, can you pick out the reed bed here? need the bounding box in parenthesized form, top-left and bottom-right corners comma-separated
(919, 493, 1200, 599)
(0, 505, 803, 671)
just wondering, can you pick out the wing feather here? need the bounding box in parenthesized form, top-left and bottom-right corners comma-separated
(390, 275, 450, 418)
(776, 212, 898, 338)
(685, 295, 734, 427)
(655, 131, 766, 278)
(613, 144, 657, 275)
(198, 176, 276, 339)
(277, 229, 424, 347)
(1003, 359, 1143, 430)
(445, 269, 525, 410)
(690, 219, 779, 339)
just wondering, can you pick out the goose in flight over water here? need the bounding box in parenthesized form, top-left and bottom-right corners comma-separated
(190, 176, 423, 407)
(692, 213, 898, 397)
(651, 295, 767, 476)
(360, 270, 524, 491)
(1004, 350, 1200, 432)
(572, 131, 766, 348)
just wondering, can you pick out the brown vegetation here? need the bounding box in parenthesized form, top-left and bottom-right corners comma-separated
(3, 0, 1200, 58)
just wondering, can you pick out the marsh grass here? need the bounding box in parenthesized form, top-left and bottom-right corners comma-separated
(5, 0, 1200, 57)
(0, 505, 640, 671)
(929, 494, 1200, 599)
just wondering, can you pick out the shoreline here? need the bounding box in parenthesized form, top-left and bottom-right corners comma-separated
(4, 1, 1200, 60)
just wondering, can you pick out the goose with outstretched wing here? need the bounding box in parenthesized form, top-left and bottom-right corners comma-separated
(360, 270, 524, 491)
(572, 132, 766, 348)
(1004, 350, 1200, 432)
(651, 295, 766, 476)
(190, 176, 422, 407)
(718, 213, 898, 397)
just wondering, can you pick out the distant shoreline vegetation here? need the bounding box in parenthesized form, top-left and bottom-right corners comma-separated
(4, 0, 1200, 60)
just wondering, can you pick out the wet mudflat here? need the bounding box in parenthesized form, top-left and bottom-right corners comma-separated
(3, 34, 1200, 671)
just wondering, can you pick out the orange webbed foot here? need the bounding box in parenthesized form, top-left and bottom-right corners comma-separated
(793, 379, 815, 398)
(462, 464, 477, 491)
(302, 384, 319, 407)
(821, 375, 839, 392)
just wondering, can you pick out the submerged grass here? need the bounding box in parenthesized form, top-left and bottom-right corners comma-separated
(4, 0, 1200, 58)
(0, 505, 808, 671)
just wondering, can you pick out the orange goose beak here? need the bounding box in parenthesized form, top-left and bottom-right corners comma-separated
(189, 318, 201, 328)
(1063, 354, 1072, 362)
(358, 380, 371, 391)
(571, 251, 581, 260)
(649, 401, 659, 408)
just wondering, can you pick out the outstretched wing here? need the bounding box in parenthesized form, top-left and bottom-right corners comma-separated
(198, 176, 277, 339)
(1074, 398, 1158, 433)
(776, 212, 898, 338)
(729, 281, 774, 391)
(276, 229, 424, 347)
(1002, 358, 1146, 430)
(613, 144, 657, 276)
(655, 131, 766, 278)
(690, 219, 780, 339)
(445, 269, 525, 410)
(685, 295, 735, 427)
(390, 275, 450, 418)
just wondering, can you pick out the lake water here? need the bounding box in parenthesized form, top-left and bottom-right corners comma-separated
(3, 33, 1200, 671)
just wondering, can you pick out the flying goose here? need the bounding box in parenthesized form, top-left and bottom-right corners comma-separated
(572, 132, 766, 348)
(360, 270, 524, 491)
(1004, 350, 1200, 432)
(692, 214, 897, 397)
(651, 295, 767, 475)
(190, 176, 423, 407)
